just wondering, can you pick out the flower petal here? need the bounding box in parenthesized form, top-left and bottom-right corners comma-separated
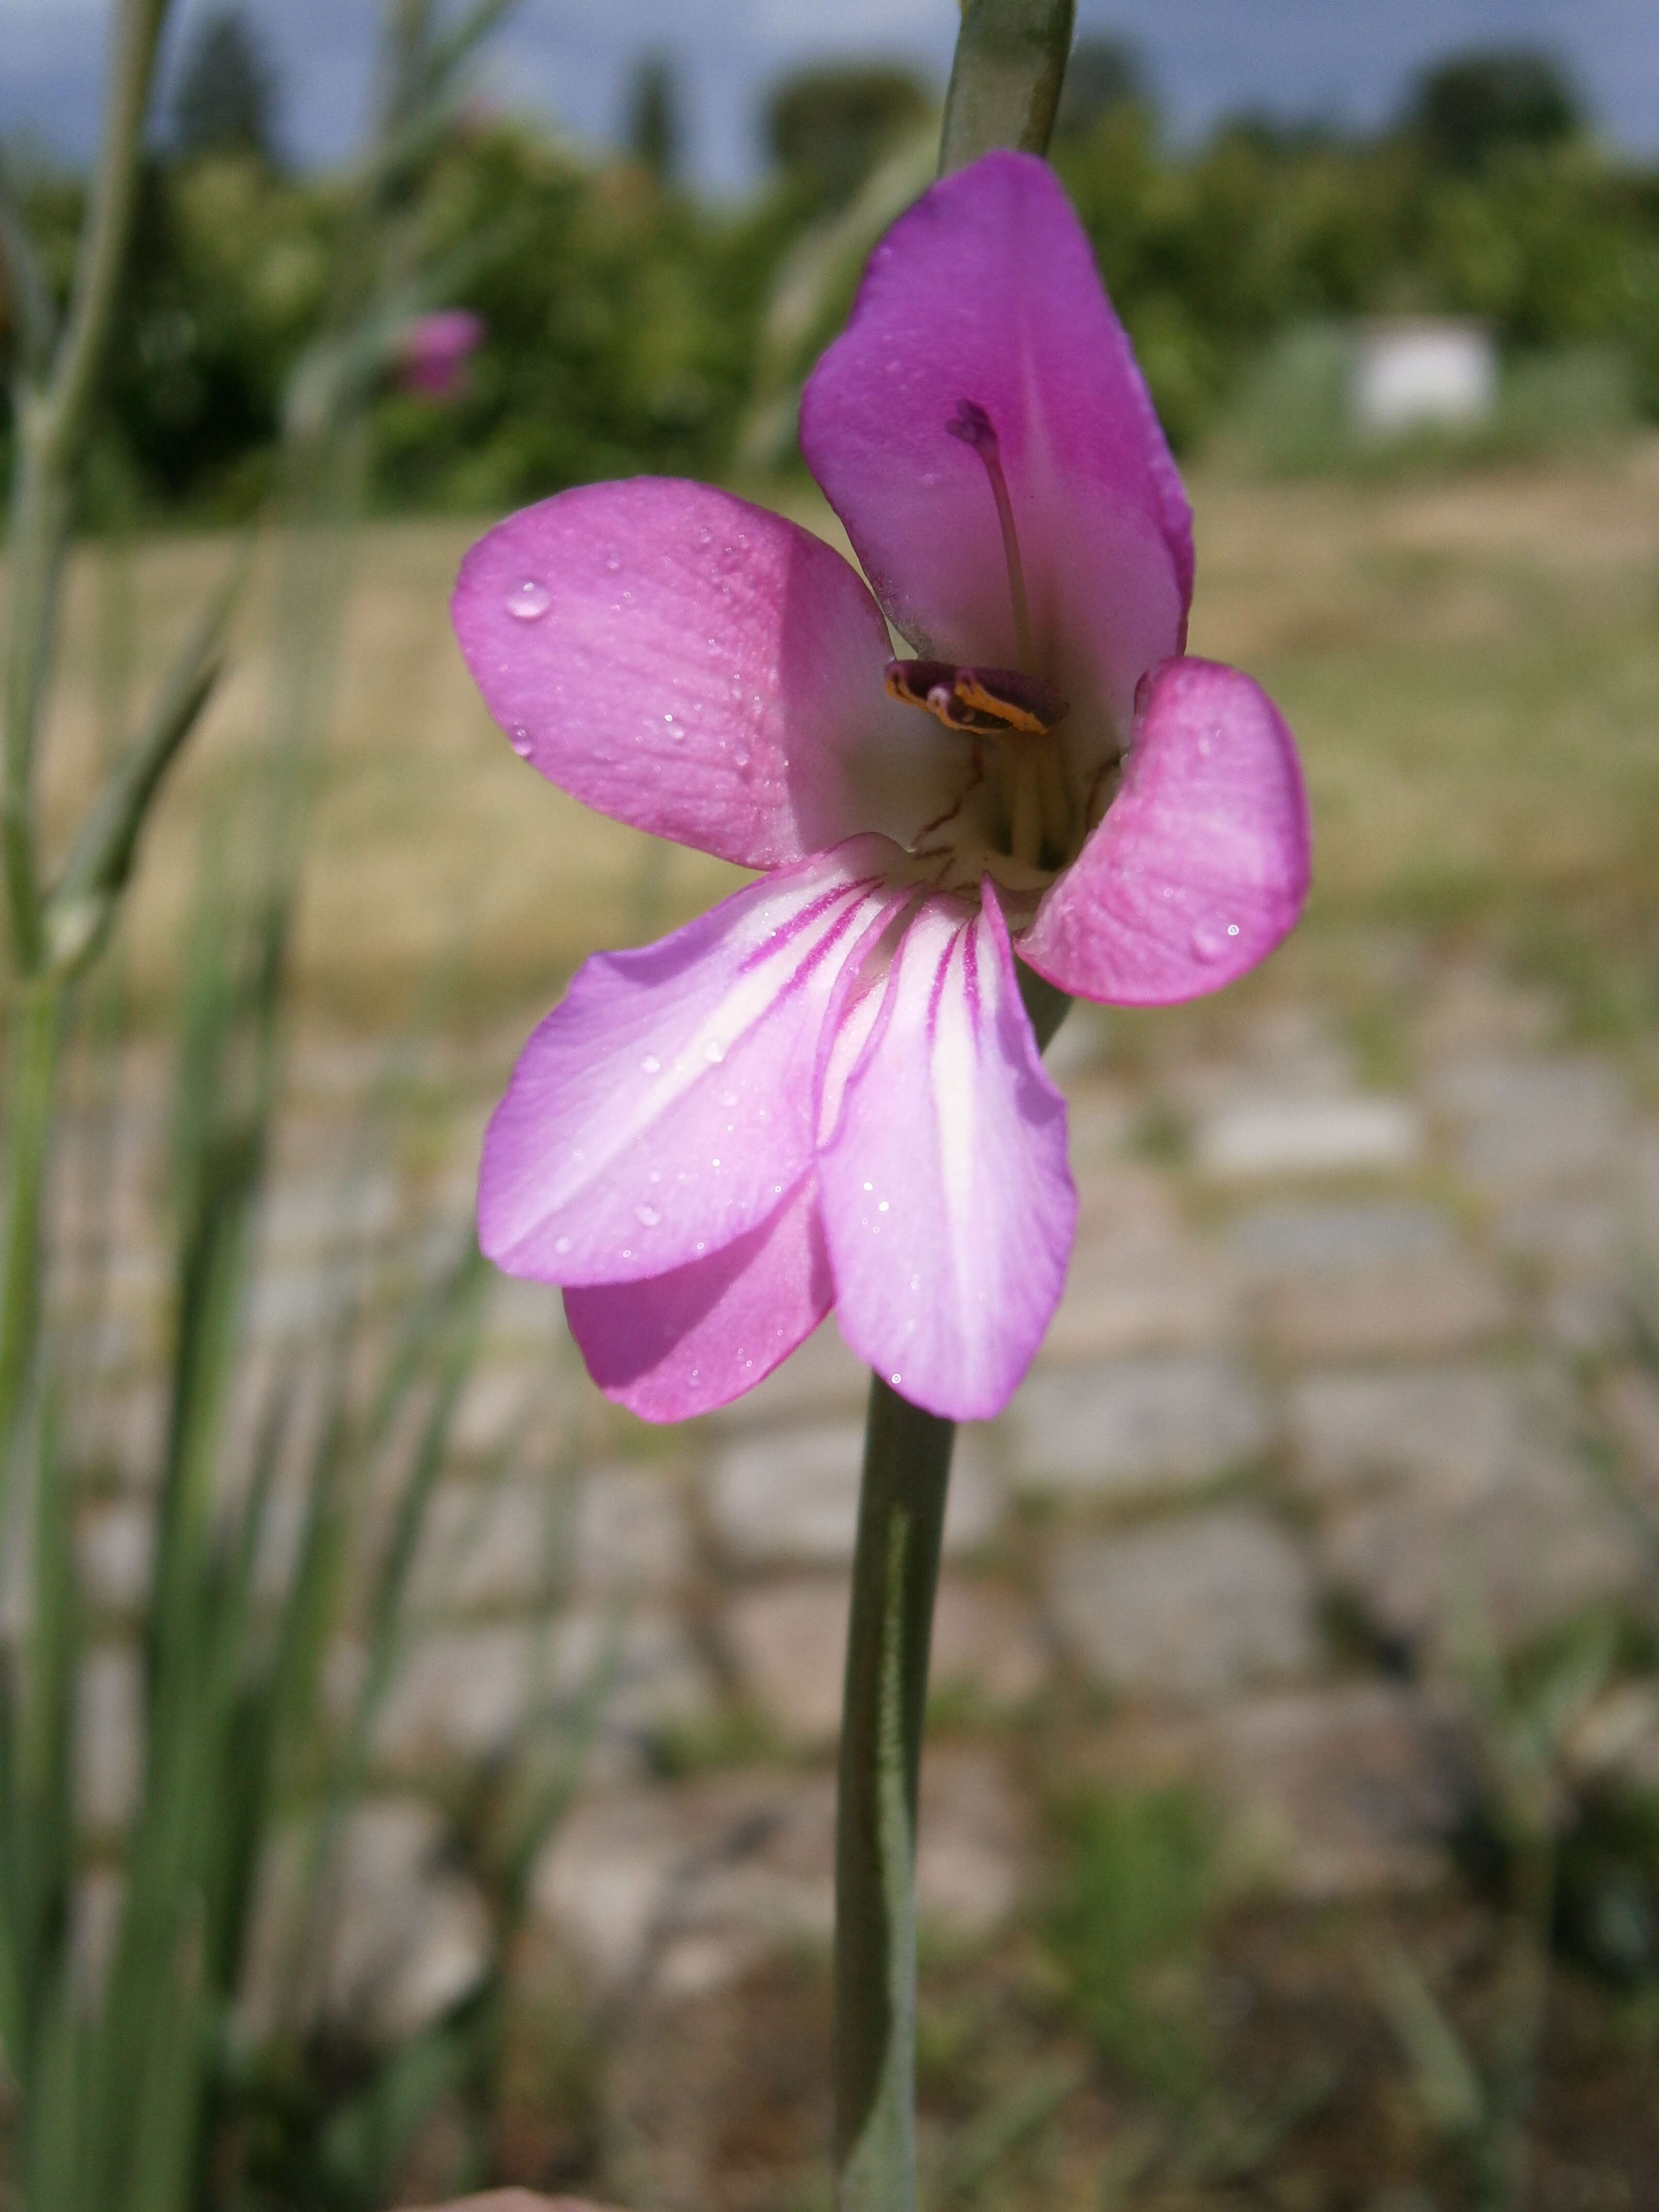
(800, 150, 1192, 742)
(479, 841, 905, 1285)
(564, 1174, 833, 1422)
(451, 478, 956, 868)
(818, 890, 1076, 1421)
(1020, 657, 1310, 1007)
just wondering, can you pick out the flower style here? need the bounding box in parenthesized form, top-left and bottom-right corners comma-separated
(399, 308, 484, 399)
(451, 152, 1309, 1424)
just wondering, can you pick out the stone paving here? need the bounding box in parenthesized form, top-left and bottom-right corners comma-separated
(53, 954, 1659, 2037)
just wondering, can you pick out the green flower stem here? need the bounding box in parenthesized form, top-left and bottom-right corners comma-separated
(834, 1380, 953, 2211)
(939, 0, 1078, 175)
(0, 978, 62, 1485)
(833, 20, 1075, 2197)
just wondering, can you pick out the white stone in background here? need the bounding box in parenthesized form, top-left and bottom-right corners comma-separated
(481, 1274, 566, 1356)
(1048, 1506, 1319, 1701)
(1635, 1127, 1659, 1240)
(93, 1380, 169, 1486)
(1098, 1684, 1469, 1898)
(77, 1501, 154, 1613)
(1008, 1353, 1269, 1500)
(532, 1747, 1024, 1996)
(245, 1260, 359, 1345)
(1430, 1055, 1629, 1193)
(1600, 1365, 1659, 1500)
(574, 1464, 693, 1596)
(238, 1799, 490, 2045)
(373, 1611, 715, 1767)
(1320, 1453, 1642, 1655)
(1352, 318, 1496, 436)
(449, 1367, 538, 1459)
(77, 1644, 142, 1831)
(704, 1316, 870, 1430)
(1287, 1364, 1528, 1501)
(71, 1868, 125, 2007)
(719, 1575, 1048, 1748)
(1543, 1278, 1630, 1356)
(259, 1170, 398, 1258)
(1496, 1195, 1622, 1274)
(1231, 1200, 1453, 1276)
(708, 1421, 1003, 1567)
(1044, 1166, 1238, 1361)
(411, 1476, 553, 1610)
(1197, 1095, 1422, 1181)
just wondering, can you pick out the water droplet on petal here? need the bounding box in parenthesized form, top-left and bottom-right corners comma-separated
(506, 578, 549, 621)
(719, 1089, 738, 1108)
(877, 1199, 890, 1212)
(890, 1372, 902, 1387)
(604, 550, 622, 572)
(1189, 925, 1225, 963)
(703, 1039, 725, 1064)
(640, 1054, 661, 1075)
(554, 1234, 572, 1254)
(508, 724, 532, 757)
(633, 1203, 661, 1227)
(1227, 922, 1241, 937)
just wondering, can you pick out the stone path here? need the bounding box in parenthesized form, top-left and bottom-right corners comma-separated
(52, 953, 1659, 2037)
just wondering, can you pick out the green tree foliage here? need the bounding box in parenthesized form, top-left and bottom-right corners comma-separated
(8, 77, 1659, 516)
(1406, 47, 1581, 173)
(626, 53, 681, 184)
(1052, 35, 1146, 142)
(171, 6, 281, 167)
(763, 62, 933, 207)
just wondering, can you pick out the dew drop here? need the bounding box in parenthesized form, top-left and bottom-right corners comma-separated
(604, 550, 622, 572)
(506, 577, 549, 621)
(640, 1054, 662, 1075)
(703, 1039, 726, 1064)
(877, 1199, 890, 1213)
(554, 1234, 572, 1255)
(1227, 922, 1241, 937)
(634, 1203, 662, 1227)
(719, 1088, 739, 1108)
(508, 724, 533, 757)
(1189, 924, 1225, 963)
(891, 1372, 902, 1387)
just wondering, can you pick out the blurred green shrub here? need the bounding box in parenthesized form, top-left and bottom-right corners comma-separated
(6, 69, 1659, 515)
(1045, 1786, 1218, 2105)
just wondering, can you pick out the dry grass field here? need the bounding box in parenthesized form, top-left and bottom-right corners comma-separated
(32, 440, 1659, 1044)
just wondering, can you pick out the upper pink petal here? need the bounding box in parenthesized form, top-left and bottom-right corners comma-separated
(818, 890, 1077, 1421)
(479, 840, 906, 1286)
(1019, 657, 1311, 1007)
(451, 478, 958, 869)
(564, 1172, 833, 1423)
(800, 150, 1192, 744)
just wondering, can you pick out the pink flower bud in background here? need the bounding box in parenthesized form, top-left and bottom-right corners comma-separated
(398, 309, 484, 399)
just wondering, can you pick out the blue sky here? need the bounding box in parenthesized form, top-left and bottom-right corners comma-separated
(5, 0, 1656, 189)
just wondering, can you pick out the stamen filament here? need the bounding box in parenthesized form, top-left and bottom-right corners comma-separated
(948, 402, 1035, 671)
(1010, 750, 1042, 869)
(1037, 744, 1071, 859)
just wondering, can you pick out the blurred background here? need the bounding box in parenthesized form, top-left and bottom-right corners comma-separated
(5, 3, 1659, 2207)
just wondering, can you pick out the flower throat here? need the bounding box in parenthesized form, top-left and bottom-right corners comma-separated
(884, 400, 1075, 875)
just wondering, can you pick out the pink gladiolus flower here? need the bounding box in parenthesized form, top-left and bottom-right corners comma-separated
(452, 152, 1309, 1424)
(400, 308, 484, 398)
